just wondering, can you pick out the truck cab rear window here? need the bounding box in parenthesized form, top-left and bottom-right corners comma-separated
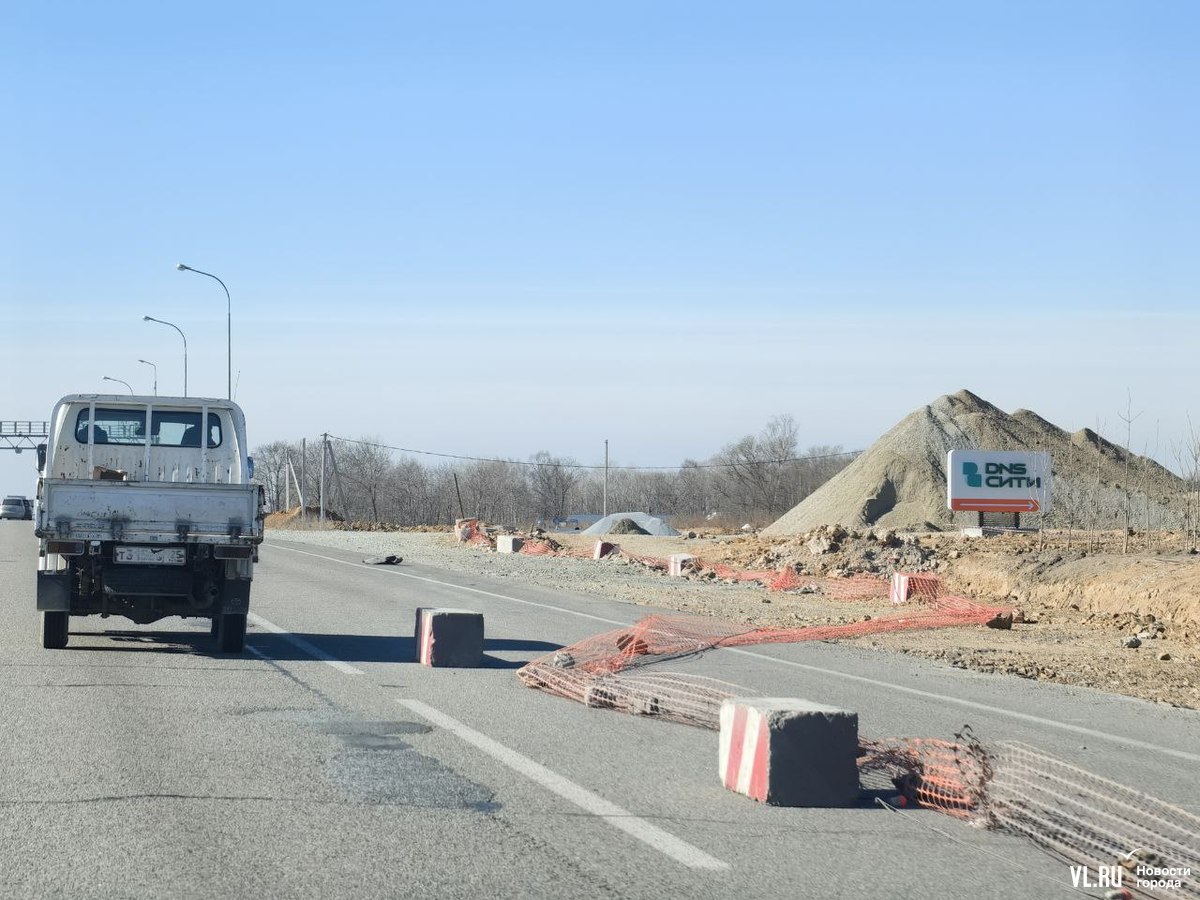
(74, 409, 223, 448)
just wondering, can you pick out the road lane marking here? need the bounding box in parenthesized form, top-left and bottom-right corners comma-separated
(247, 613, 365, 675)
(725, 647, 1200, 765)
(268, 544, 627, 626)
(265, 542, 1200, 763)
(397, 698, 729, 871)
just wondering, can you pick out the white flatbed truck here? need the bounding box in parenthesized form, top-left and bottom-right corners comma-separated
(34, 394, 264, 652)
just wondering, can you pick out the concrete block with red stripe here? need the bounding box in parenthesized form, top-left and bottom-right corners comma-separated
(718, 698, 859, 807)
(668, 554, 694, 577)
(414, 607, 485, 667)
(889, 572, 939, 604)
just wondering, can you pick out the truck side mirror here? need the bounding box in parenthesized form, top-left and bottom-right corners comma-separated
(247, 456, 255, 479)
(37, 443, 47, 473)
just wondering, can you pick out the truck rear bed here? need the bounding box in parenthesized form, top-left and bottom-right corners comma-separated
(39, 479, 263, 543)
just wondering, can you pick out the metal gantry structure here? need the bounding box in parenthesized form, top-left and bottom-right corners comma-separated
(0, 421, 49, 453)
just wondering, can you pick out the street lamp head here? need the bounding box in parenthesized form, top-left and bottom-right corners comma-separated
(138, 359, 152, 365)
(143, 315, 153, 322)
(176, 263, 190, 271)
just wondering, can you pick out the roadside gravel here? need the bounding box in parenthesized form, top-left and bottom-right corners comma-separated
(263, 527, 890, 626)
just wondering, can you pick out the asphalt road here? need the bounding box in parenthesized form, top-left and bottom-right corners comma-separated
(2, 520, 1198, 899)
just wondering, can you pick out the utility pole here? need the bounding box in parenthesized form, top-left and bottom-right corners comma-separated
(603, 439, 609, 517)
(300, 437, 306, 520)
(328, 439, 350, 522)
(320, 434, 328, 524)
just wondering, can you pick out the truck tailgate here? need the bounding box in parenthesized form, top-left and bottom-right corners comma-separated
(40, 479, 262, 542)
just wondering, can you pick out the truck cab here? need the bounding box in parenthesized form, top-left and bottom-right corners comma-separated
(35, 394, 264, 652)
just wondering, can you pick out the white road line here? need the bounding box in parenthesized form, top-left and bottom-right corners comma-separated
(269, 544, 627, 626)
(247, 612, 365, 676)
(397, 698, 729, 871)
(725, 647, 1200, 765)
(265, 542, 1200, 763)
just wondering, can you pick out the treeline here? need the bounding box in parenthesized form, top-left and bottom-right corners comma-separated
(251, 415, 856, 528)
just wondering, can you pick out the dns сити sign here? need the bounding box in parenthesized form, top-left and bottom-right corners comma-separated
(946, 450, 1052, 514)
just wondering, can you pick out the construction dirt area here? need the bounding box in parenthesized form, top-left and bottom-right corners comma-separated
(268, 521, 1200, 711)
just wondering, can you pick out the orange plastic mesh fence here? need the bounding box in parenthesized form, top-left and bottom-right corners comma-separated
(985, 742, 1200, 899)
(456, 520, 495, 548)
(517, 578, 1006, 730)
(456, 526, 936, 601)
(515, 586, 1199, 885)
(517, 539, 557, 556)
(859, 733, 991, 819)
(519, 539, 595, 559)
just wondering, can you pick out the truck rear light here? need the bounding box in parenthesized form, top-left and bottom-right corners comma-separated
(214, 545, 253, 559)
(47, 540, 85, 556)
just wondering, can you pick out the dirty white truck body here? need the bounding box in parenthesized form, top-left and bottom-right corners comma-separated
(35, 394, 264, 652)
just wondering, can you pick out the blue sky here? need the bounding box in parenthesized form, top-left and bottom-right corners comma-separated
(2, 1, 1197, 493)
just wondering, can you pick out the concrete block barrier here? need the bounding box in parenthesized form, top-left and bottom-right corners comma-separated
(668, 553, 694, 577)
(496, 535, 524, 554)
(414, 607, 485, 667)
(719, 698, 859, 807)
(890, 572, 939, 603)
(593, 540, 616, 560)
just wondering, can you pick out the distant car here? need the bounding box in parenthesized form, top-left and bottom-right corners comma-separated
(23, 499, 34, 519)
(1, 496, 30, 520)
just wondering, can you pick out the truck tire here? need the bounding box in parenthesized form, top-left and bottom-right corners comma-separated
(216, 613, 246, 654)
(42, 611, 69, 649)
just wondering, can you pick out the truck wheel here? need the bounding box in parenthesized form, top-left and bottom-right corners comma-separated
(217, 613, 246, 654)
(42, 611, 69, 649)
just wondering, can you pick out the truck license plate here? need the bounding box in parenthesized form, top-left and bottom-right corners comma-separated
(114, 547, 186, 566)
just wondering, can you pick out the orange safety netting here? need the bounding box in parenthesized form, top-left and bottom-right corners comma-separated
(509, 556, 1197, 891)
(518, 538, 595, 560)
(453, 520, 961, 605)
(515, 575, 1018, 824)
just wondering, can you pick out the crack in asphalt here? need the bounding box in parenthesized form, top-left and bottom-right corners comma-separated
(0, 793, 501, 810)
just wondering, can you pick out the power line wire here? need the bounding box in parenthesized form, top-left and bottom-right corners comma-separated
(325, 434, 861, 471)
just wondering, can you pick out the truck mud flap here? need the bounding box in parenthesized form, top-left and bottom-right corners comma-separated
(222, 579, 251, 614)
(37, 572, 71, 611)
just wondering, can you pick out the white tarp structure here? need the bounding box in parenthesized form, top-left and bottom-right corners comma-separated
(582, 512, 679, 537)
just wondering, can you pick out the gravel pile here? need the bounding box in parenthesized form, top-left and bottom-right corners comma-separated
(582, 512, 679, 537)
(764, 389, 1187, 534)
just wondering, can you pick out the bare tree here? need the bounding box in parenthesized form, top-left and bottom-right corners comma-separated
(335, 437, 395, 522)
(528, 452, 582, 523)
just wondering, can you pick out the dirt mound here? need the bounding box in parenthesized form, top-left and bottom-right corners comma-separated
(765, 389, 1187, 534)
(265, 506, 343, 527)
(706, 525, 934, 578)
(608, 518, 651, 535)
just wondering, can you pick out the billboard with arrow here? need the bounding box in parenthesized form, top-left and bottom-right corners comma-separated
(947, 449, 1052, 514)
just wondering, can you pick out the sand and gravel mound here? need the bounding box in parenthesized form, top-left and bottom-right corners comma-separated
(583, 512, 679, 537)
(765, 389, 1187, 534)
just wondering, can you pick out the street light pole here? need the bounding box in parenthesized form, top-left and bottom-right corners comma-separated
(102, 376, 134, 395)
(137, 359, 158, 396)
(176, 263, 231, 399)
(143, 316, 188, 397)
